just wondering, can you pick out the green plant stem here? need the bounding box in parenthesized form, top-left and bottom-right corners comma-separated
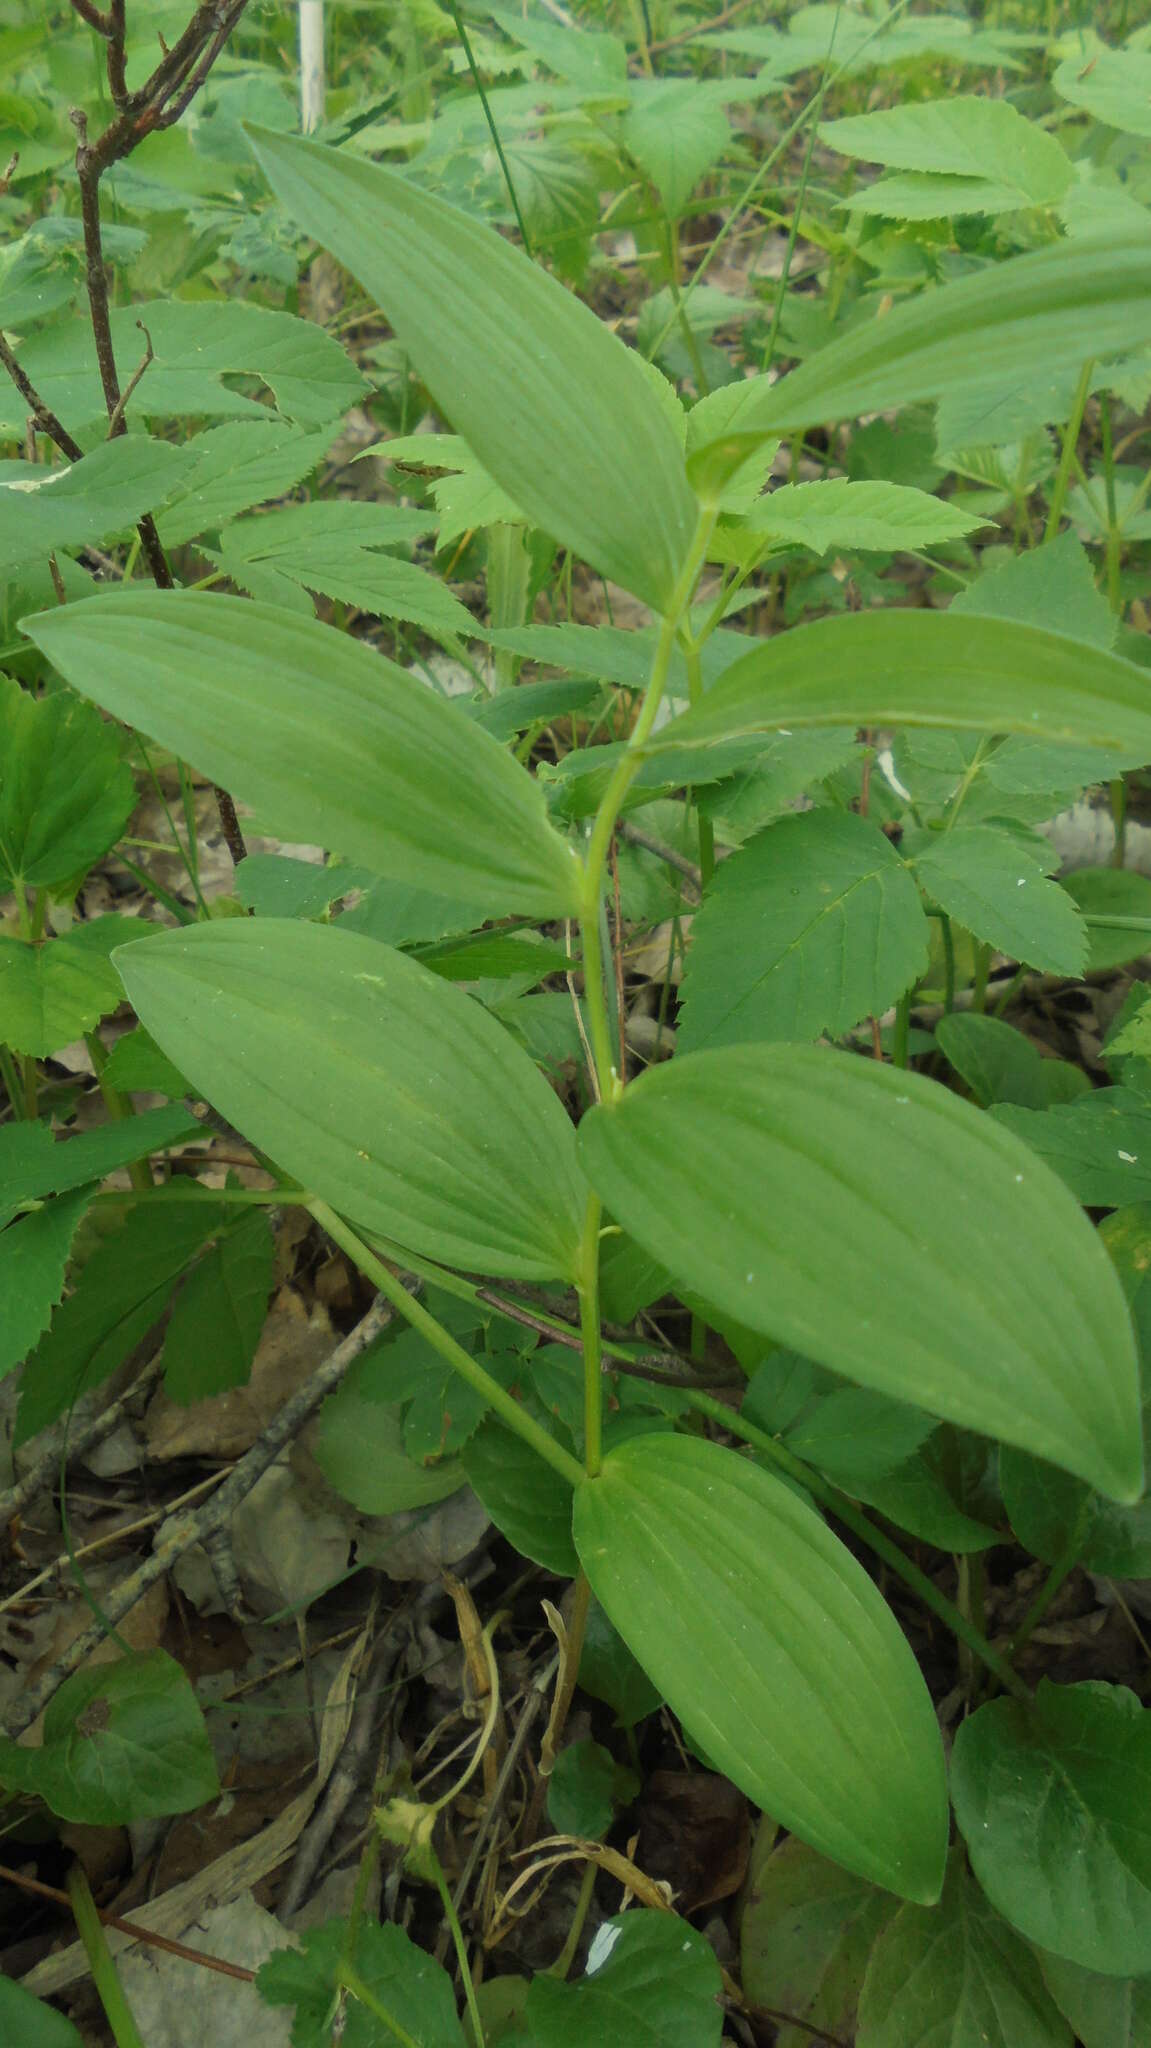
(337, 1963, 421, 2047)
(1044, 358, 1094, 543)
(0, 1044, 26, 1117)
(678, 1385, 1031, 1703)
(548, 1858, 597, 1978)
(84, 1032, 152, 1193)
(1005, 1497, 1092, 1668)
(448, 0, 531, 256)
(685, 639, 715, 887)
(972, 941, 991, 1014)
(429, 1843, 485, 2046)
(579, 1193, 605, 1476)
(939, 914, 956, 1014)
(579, 509, 716, 1100)
(308, 1200, 584, 1488)
(891, 992, 911, 1069)
(67, 1864, 146, 2048)
(1100, 389, 1123, 614)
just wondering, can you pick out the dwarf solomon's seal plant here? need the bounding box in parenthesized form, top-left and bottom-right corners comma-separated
(5, 1, 1151, 2040)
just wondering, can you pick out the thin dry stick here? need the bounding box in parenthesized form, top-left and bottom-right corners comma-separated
(0, 1355, 166, 1531)
(0, 1469, 229, 1617)
(106, 318, 155, 435)
(0, 335, 85, 461)
(0, 1861, 256, 1983)
(3, 1298, 393, 1738)
(616, 819, 703, 896)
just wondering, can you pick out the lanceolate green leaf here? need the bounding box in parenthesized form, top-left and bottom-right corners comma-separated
(578, 1046, 1142, 1501)
(573, 1434, 948, 1902)
(651, 611, 1151, 762)
(736, 230, 1151, 434)
(116, 920, 587, 1283)
(246, 127, 698, 612)
(22, 591, 581, 920)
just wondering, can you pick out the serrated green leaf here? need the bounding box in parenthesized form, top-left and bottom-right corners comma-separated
(247, 128, 698, 611)
(622, 80, 732, 219)
(952, 1680, 1151, 1975)
(577, 1046, 1143, 1500)
(914, 826, 1087, 975)
(0, 1650, 218, 1824)
(746, 478, 981, 552)
(783, 1385, 936, 1487)
(856, 1850, 1071, 2048)
(3, 299, 367, 439)
(116, 920, 587, 1283)
(740, 1838, 897, 2048)
(823, 97, 1070, 215)
(950, 531, 1117, 648)
(23, 591, 581, 921)
(993, 1087, 1151, 1207)
(256, 1918, 466, 2048)
(16, 1197, 226, 1446)
(0, 438, 192, 569)
(936, 1011, 1069, 1109)
(100, 1026, 189, 1099)
(316, 1378, 465, 1515)
(578, 1595, 663, 1729)
(853, 1433, 1000, 1553)
(678, 809, 927, 1051)
(525, 1910, 724, 2047)
(0, 1186, 91, 1380)
(234, 853, 377, 921)
(0, 674, 135, 892)
(154, 419, 340, 547)
(0, 917, 158, 1059)
(0, 1107, 200, 1224)
(729, 231, 1151, 435)
(573, 1434, 948, 1900)
(651, 612, 1151, 762)
(161, 1209, 275, 1405)
(1054, 47, 1151, 139)
(546, 1739, 617, 1841)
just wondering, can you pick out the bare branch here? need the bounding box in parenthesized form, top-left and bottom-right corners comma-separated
(0, 334, 85, 462)
(106, 0, 128, 109)
(69, 0, 113, 32)
(106, 317, 154, 434)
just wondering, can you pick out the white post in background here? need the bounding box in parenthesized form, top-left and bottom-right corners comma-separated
(299, 2, 326, 133)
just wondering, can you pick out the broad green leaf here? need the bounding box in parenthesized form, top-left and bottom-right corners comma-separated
(546, 1739, 617, 1841)
(914, 827, 1087, 976)
(1039, 1951, 1151, 2048)
(161, 1209, 275, 1405)
(856, 1851, 1072, 2048)
(0, 674, 135, 892)
(247, 128, 698, 612)
(993, 1088, 1151, 1207)
(0, 1979, 83, 2048)
(852, 1433, 1000, 1554)
(23, 592, 581, 920)
(678, 810, 927, 1051)
(525, 1910, 724, 2048)
(783, 1386, 936, 1488)
(317, 1381, 465, 1515)
(462, 1416, 579, 1574)
(98, 1027, 189, 1100)
(1063, 868, 1151, 971)
(821, 97, 1071, 214)
(578, 1046, 1143, 1500)
(729, 232, 1151, 435)
(0, 1107, 200, 1223)
(936, 1012, 1083, 1110)
(0, 1650, 218, 1824)
(651, 611, 1151, 763)
(1054, 47, 1151, 139)
(154, 419, 339, 547)
(469, 676, 602, 740)
(0, 1187, 91, 1380)
(951, 1681, 1151, 1975)
(2, 299, 366, 439)
(740, 1838, 897, 2048)
(0, 917, 159, 1059)
(15, 1197, 226, 1446)
(257, 1917, 467, 2048)
(487, 6, 628, 88)
(0, 438, 192, 568)
(743, 477, 981, 552)
(574, 1434, 947, 1900)
(578, 1595, 663, 1729)
(116, 920, 587, 1282)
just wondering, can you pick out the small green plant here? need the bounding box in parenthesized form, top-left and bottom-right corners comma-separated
(5, 2, 1151, 2042)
